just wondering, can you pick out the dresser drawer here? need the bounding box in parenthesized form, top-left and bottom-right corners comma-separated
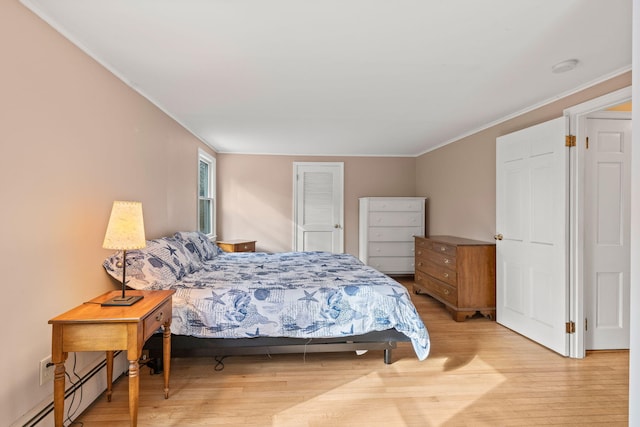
(368, 256, 415, 273)
(422, 261, 457, 286)
(369, 242, 415, 257)
(369, 211, 423, 227)
(416, 238, 456, 257)
(143, 299, 171, 341)
(415, 271, 457, 306)
(369, 226, 423, 242)
(428, 241, 457, 256)
(369, 198, 424, 212)
(415, 249, 457, 271)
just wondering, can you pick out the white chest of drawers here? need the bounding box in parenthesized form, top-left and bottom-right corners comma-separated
(358, 197, 425, 274)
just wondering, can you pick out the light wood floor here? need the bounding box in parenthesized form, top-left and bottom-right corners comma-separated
(75, 278, 629, 426)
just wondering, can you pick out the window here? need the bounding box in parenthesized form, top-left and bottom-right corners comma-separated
(198, 150, 216, 238)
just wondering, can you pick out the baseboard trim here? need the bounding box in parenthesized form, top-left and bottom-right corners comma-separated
(17, 351, 127, 427)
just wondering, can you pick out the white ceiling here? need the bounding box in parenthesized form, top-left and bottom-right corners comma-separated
(21, 0, 632, 156)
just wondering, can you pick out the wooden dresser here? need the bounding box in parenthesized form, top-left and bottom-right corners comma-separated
(414, 235, 496, 321)
(359, 197, 425, 275)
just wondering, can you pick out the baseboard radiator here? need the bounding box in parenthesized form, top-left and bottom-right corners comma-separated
(16, 352, 127, 427)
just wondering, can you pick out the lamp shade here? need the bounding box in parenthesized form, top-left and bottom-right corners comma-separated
(102, 201, 146, 250)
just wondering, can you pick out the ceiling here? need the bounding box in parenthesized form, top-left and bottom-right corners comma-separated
(21, 0, 632, 156)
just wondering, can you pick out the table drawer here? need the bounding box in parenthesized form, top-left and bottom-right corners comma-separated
(143, 300, 171, 341)
(415, 271, 457, 306)
(232, 241, 255, 252)
(218, 241, 256, 252)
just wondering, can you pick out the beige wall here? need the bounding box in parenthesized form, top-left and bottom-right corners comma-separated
(217, 154, 417, 255)
(0, 2, 215, 424)
(416, 71, 632, 242)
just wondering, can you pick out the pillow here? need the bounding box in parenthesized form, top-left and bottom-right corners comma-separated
(103, 237, 203, 290)
(148, 237, 203, 276)
(174, 231, 222, 261)
(103, 249, 179, 290)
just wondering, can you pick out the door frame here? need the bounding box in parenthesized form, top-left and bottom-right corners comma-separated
(565, 86, 632, 358)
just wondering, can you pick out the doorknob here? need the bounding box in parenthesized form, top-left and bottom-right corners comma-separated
(494, 234, 503, 241)
(334, 224, 342, 229)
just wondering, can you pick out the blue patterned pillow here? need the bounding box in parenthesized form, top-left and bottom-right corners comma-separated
(104, 250, 178, 290)
(174, 231, 222, 261)
(149, 237, 203, 276)
(103, 237, 203, 290)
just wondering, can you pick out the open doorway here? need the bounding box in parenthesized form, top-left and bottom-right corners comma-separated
(583, 111, 631, 350)
(566, 86, 632, 357)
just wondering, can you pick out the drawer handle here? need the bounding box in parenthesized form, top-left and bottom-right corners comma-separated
(155, 312, 164, 323)
(443, 273, 449, 278)
(417, 250, 422, 255)
(440, 246, 446, 251)
(418, 261, 423, 266)
(444, 258, 450, 264)
(443, 288, 450, 295)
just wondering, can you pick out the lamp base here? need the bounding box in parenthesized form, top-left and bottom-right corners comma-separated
(101, 295, 144, 306)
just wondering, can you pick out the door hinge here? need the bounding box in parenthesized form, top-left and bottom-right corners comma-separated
(585, 318, 588, 331)
(565, 135, 576, 147)
(566, 321, 576, 334)
(586, 136, 589, 150)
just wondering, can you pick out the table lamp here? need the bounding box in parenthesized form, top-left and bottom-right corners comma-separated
(101, 201, 146, 306)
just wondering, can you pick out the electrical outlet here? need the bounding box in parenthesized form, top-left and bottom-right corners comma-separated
(39, 355, 54, 386)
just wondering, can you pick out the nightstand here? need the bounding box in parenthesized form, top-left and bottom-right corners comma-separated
(49, 289, 174, 427)
(217, 239, 256, 253)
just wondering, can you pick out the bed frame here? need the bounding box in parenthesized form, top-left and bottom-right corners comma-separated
(144, 329, 410, 367)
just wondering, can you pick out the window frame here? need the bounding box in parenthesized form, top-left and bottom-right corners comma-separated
(198, 149, 216, 239)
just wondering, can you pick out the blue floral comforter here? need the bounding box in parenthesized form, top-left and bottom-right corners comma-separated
(169, 251, 430, 360)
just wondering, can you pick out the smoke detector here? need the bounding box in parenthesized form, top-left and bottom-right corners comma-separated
(551, 59, 579, 74)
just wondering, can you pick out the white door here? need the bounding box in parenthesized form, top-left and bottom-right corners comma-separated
(496, 117, 569, 356)
(584, 117, 632, 350)
(293, 162, 344, 253)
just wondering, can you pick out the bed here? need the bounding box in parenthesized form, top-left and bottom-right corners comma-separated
(103, 232, 430, 365)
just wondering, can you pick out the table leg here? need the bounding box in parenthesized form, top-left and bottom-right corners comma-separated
(53, 357, 67, 427)
(105, 351, 114, 402)
(52, 324, 67, 427)
(163, 324, 171, 399)
(128, 357, 139, 427)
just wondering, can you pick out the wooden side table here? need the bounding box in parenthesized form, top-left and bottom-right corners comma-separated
(49, 289, 175, 427)
(217, 239, 256, 252)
